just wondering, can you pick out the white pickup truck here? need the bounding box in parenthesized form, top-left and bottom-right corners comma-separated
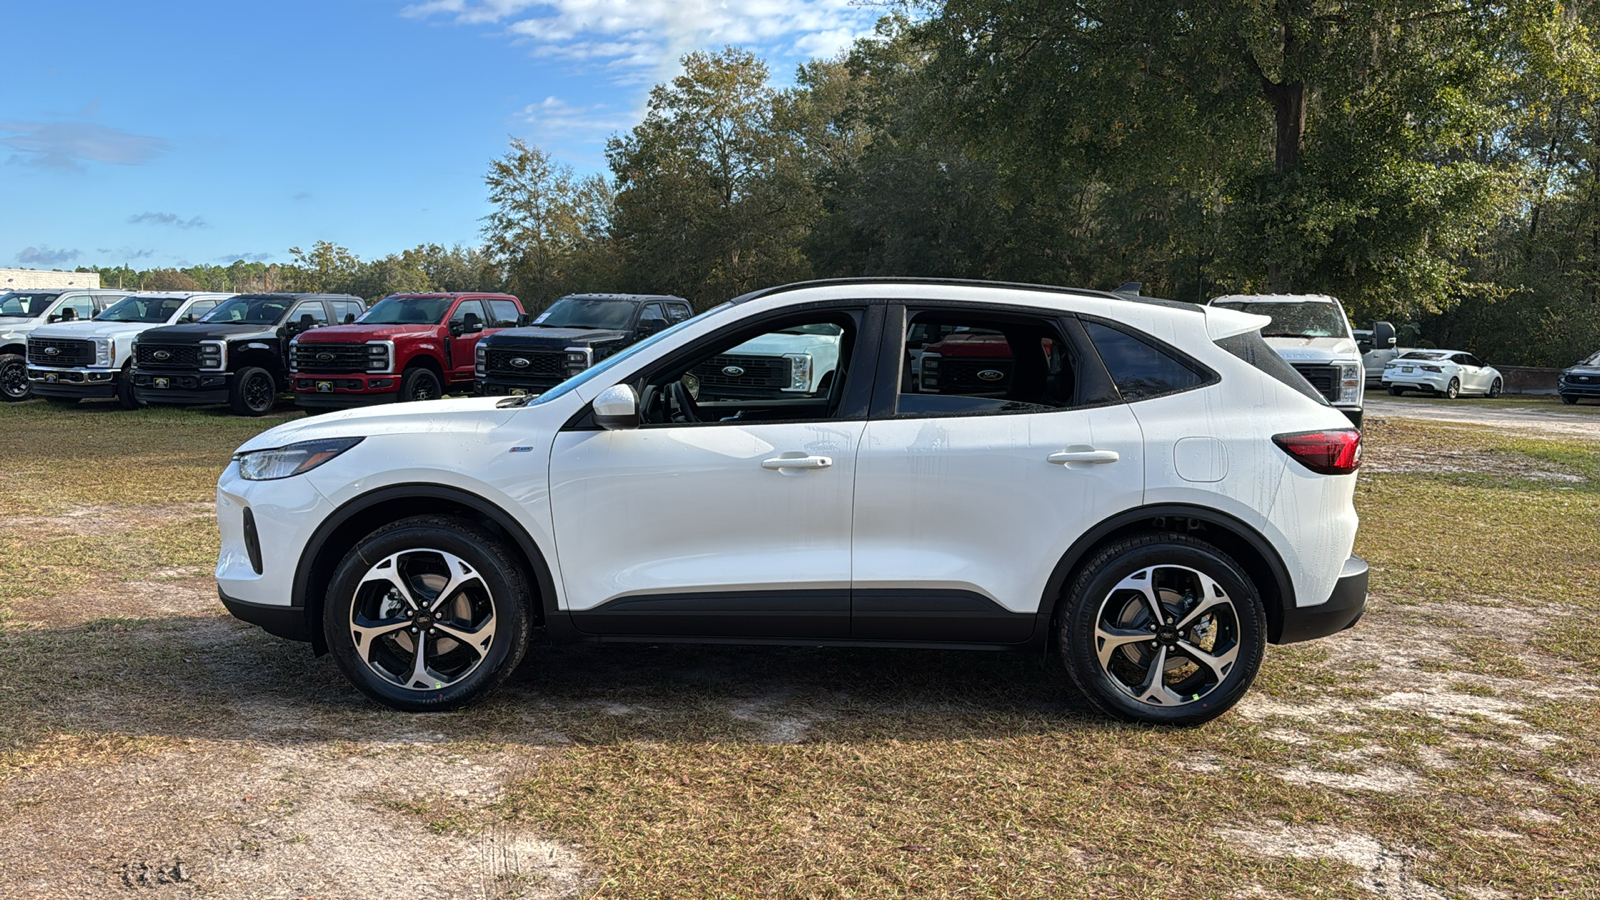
(1209, 294, 1391, 428)
(26, 292, 232, 408)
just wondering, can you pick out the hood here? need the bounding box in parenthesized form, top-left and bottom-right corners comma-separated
(1261, 335, 1360, 362)
(727, 330, 845, 357)
(235, 396, 518, 453)
(295, 323, 441, 342)
(30, 320, 157, 341)
(138, 322, 280, 343)
(487, 326, 629, 347)
(1564, 364, 1600, 375)
(0, 316, 40, 333)
(923, 332, 1010, 358)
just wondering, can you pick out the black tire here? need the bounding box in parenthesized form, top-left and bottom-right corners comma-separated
(230, 366, 277, 416)
(399, 367, 442, 403)
(1487, 378, 1502, 399)
(116, 364, 140, 410)
(1387, 385, 1403, 396)
(1561, 393, 1578, 405)
(44, 397, 78, 407)
(1444, 377, 1460, 399)
(0, 353, 29, 402)
(324, 515, 532, 712)
(1058, 534, 1266, 726)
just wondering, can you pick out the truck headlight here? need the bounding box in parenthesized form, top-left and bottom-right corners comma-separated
(784, 353, 813, 392)
(94, 338, 113, 367)
(1336, 362, 1362, 405)
(235, 437, 364, 481)
(921, 353, 940, 391)
(475, 344, 487, 377)
(565, 347, 592, 376)
(199, 341, 225, 371)
(367, 341, 392, 374)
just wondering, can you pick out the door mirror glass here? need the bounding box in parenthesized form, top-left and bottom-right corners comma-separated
(593, 384, 639, 430)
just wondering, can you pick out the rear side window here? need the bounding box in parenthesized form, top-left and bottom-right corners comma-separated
(896, 311, 1101, 416)
(1082, 320, 1211, 401)
(331, 299, 364, 323)
(487, 299, 521, 327)
(1214, 330, 1329, 405)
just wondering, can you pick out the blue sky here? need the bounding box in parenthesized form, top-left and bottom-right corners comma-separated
(1, 0, 882, 272)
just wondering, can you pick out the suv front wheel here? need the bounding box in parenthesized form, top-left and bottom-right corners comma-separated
(324, 515, 531, 712)
(1058, 534, 1266, 726)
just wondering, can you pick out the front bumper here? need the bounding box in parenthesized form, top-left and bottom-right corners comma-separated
(219, 587, 312, 641)
(1276, 555, 1368, 644)
(480, 375, 562, 396)
(216, 463, 333, 642)
(1558, 378, 1600, 398)
(133, 370, 231, 405)
(292, 373, 400, 408)
(27, 366, 119, 398)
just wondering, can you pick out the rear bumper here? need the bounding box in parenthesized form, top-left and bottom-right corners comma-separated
(219, 587, 311, 642)
(1275, 555, 1368, 644)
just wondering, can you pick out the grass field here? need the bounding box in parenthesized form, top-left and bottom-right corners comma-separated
(0, 399, 1597, 898)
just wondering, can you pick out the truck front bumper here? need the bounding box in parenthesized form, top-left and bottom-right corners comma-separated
(292, 374, 400, 408)
(27, 366, 119, 399)
(132, 370, 231, 405)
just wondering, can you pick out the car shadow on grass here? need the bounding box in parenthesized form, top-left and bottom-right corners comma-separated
(0, 615, 1112, 756)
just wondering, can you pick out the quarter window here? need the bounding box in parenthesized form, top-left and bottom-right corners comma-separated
(1082, 320, 1209, 401)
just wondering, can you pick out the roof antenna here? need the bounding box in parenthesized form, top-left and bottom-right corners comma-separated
(1114, 282, 1142, 296)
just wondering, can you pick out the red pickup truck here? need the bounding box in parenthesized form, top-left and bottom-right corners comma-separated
(289, 292, 523, 409)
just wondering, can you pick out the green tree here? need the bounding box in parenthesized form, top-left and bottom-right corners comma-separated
(286, 241, 363, 294)
(483, 139, 613, 309)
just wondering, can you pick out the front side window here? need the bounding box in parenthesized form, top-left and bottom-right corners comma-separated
(0, 292, 58, 317)
(290, 301, 330, 328)
(534, 297, 636, 330)
(897, 311, 1094, 416)
(202, 296, 293, 325)
(451, 300, 487, 326)
(183, 299, 218, 322)
(637, 311, 857, 426)
(360, 296, 453, 325)
(53, 296, 96, 322)
(1082, 320, 1210, 402)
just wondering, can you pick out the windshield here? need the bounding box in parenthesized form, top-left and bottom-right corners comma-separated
(1211, 301, 1349, 338)
(202, 295, 291, 325)
(503, 302, 735, 408)
(533, 297, 637, 330)
(98, 296, 186, 323)
(1582, 350, 1600, 366)
(1398, 351, 1449, 360)
(0, 292, 59, 318)
(358, 295, 453, 325)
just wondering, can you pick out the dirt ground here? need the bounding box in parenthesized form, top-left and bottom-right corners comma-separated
(1, 404, 1597, 898)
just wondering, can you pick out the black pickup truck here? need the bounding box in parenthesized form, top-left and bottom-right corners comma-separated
(132, 293, 365, 416)
(475, 293, 692, 396)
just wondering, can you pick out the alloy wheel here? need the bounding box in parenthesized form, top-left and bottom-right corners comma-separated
(1092, 564, 1242, 708)
(348, 548, 498, 691)
(244, 373, 274, 411)
(0, 358, 28, 400)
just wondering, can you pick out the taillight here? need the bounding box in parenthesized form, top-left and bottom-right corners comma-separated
(1274, 429, 1362, 475)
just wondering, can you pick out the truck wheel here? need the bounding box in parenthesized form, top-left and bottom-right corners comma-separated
(1444, 377, 1460, 399)
(230, 366, 277, 416)
(0, 353, 30, 402)
(324, 515, 532, 712)
(116, 363, 140, 410)
(1057, 533, 1265, 726)
(400, 367, 442, 402)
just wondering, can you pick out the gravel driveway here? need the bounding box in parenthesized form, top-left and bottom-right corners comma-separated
(1365, 396, 1600, 438)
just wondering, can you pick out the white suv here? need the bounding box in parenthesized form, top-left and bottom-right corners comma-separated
(216, 280, 1367, 725)
(26, 292, 232, 408)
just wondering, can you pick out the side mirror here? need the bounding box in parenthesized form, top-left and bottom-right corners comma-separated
(1373, 321, 1396, 349)
(593, 384, 639, 430)
(462, 312, 483, 334)
(289, 313, 316, 335)
(638, 317, 668, 338)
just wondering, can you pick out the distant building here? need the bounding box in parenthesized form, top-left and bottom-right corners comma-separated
(0, 267, 101, 290)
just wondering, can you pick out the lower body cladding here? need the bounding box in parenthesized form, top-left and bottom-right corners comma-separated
(133, 369, 230, 405)
(26, 366, 119, 399)
(292, 374, 398, 409)
(479, 377, 561, 397)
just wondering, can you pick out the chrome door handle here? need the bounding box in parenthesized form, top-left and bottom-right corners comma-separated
(762, 455, 833, 470)
(1048, 449, 1119, 465)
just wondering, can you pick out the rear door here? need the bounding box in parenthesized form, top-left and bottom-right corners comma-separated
(849, 304, 1145, 643)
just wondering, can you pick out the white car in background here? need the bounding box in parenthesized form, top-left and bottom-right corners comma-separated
(1382, 350, 1503, 399)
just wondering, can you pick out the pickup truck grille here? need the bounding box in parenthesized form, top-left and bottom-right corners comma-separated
(136, 343, 199, 369)
(27, 337, 93, 367)
(932, 358, 1013, 393)
(485, 348, 565, 379)
(693, 355, 789, 389)
(294, 342, 370, 374)
(1291, 364, 1340, 403)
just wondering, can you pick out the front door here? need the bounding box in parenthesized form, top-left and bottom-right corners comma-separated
(448, 299, 488, 383)
(849, 306, 1145, 643)
(548, 306, 871, 638)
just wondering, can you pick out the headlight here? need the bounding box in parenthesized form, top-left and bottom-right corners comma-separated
(475, 344, 487, 376)
(199, 340, 225, 370)
(565, 347, 592, 376)
(1336, 362, 1362, 405)
(95, 338, 114, 367)
(367, 341, 392, 374)
(784, 353, 813, 392)
(235, 437, 364, 481)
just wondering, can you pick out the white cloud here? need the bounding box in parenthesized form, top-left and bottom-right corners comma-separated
(405, 0, 879, 81)
(517, 96, 637, 154)
(1, 121, 171, 171)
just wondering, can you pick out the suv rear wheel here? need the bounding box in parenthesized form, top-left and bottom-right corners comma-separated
(324, 515, 531, 712)
(1058, 534, 1265, 726)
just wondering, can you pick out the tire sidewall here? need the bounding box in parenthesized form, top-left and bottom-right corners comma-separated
(401, 368, 442, 402)
(1445, 378, 1459, 399)
(324, 519, 530, 712)
(0, 354, 30, 402)
(1060, 537, 1266, 726)
(232, 366, 276, 416)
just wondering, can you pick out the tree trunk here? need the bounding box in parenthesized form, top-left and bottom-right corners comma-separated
(1265, 80, 1306, 175)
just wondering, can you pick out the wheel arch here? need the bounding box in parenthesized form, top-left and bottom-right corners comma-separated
(401, 354, 445, 378)
(233, 348, 285, 379)
(291, 483, 567, 655)
(1034, 504, 1296, 655)
(0, 342, 25, 357)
